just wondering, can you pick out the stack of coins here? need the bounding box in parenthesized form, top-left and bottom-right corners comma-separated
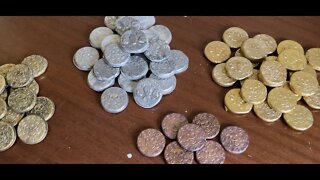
(0, 55, 55, 152)
(137, 113, 249, 164)
(73, 16, 189, 113)
(205, 27, 319, 131)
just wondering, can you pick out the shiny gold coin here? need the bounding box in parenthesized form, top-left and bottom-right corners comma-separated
(264, 56, 277, 61)
(0, 75, 6, 94)
(277, 40, 304, 54)
(253, 101, 282, 122)
(224, 88, 253, 114)
(6, 64, 33, 88)
(212, 63, 236, 87)
(29, 96, 55, 121)
(278, 49, 307, 71)
(21, 55, 48, 77)
(290, 71, 319, 96)
(235, 49, 244, 57)
(283, 105, 313, 131)
(11, 80, 39, 95)
(241, 38, 268, 61)
(304, 88, 320, 109)
(240, 69, 259, 86)
(254, 34, 277, 54)
(259, 60, 287, 87)
(222, 27, 249, 48)
(0, 121, 16, 152)
(0, 98, 7, 119)
(306, 48, 320, 71)
(0, 64, 15, 77)
(0, 107, 24, 127)
(281, 81, 301, 101)
(204, 41, 231, 63)
(8, 88, 36, 113)
(0, 88, 7, 100)
(267, 87, 297, 113)
(225, 57, 253, 80)
(241, 79, 267, 104)
(302, 64, 317, 78)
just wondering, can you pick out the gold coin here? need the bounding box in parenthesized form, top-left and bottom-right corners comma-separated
(241, 79, 267, 104)
(212, 63, 236, 87)
(29, 96, 55, 121)
(205, 41, 231, 63)
(264, 56, 277, 61)
(253, 101, 282, 122)
(267, 87, 297, 113)
(290, 71, 319, 96)
(0, 121, 16, 152)
(0, 88, 7, 101)
(6, 64, 34, 88)
(235, 49, 244, 57)
(11, 80, 39, 95)
(8, 88, 36, 113)
(281, 81, 301, 101)
(240, 69, 259, 86)
(277, 40, 304, 54)
(304, 88, 320, 109)
(222, 27, 249, 48)
(259, 60, 287, 87)
(1, 107, 24, 127)
(301, 64, 317, 78)
(225, 57, 253, 80)
(306, 48, 320, 71)
(254, 34, 277, 54)
(0, 75, 6, 94)
(21, 55, 48, 77)
(278, 49, 307, 71)
(0, 98, 7, 119)
(241, 38, 268, 61)
(224, 88, 253, 114)
(0, 64, 15, 77)
(283, 105, 313, 131)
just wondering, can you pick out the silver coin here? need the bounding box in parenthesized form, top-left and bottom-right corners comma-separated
(121, 30, 149, 54)
(132, 16, 156, 30)
(150, 59, 176, 79)
(115, 16, 140, 35)
(73, 47, 99, 71)
(149, 73, 176, 95)
(93, 59, 120, 81)
(89, 27, 113, 49)
(144, 40, 171, 62)
(133, 78, 163, 109)
(87, 70, 115, 92)
(169, 50, 189, 74)
(101, 34, 121, 52)
(103, 43, 130, 67)
(149, 25, 172, 44)
(121, 55, 148, 80)
(142, 29, 159, 43)
(118, 74, 139, 93)
(101, 87, 129, 113)
(104, 16, 117, 30)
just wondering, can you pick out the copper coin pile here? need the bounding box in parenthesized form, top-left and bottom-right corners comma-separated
(137, 113, 249, 164)
(205, 27, 319, 131)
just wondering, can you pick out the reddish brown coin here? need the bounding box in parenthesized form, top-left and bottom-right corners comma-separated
(192, 113, 220, 139)
(177, 124, 207, 152)
(161, 113, 188, 139)
(196, 141, 226, 164)
(164, 141, 194, 164)
(220, 126, 249, 154)
(137, 128, 166, 157)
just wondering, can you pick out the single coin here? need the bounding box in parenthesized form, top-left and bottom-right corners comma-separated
(0, 75, 6, 94)
(225, 57, 253, 80)
(283, 105, 313, 131)
(278, 49, 307, 71)
(115, 16, 140, 35)
(224, 88, 253, 114)
(168, 50, 189, 74)
(118, 74, 139, 93)
(302, 64, 317, 78)
(87, 70, 115, 92)
(241, 38, 268, 61)
(17, 115, 48, 145)
(0, 98, 7, 119)
(101, 34, 121, 52)
(133, 78, 163, 109)
(281, 81, 301, 101)
(29, 97, 55, 121)
(259, 60, 287, 87)
(132, 16, 156, 30)
(144, 40, 171, 62)
(254, 34, 277, 54)
(161, 113, 188, 140)
(192, 113, 220, 139)
(220, 126, 249, 154)
(304, 88, 320, 109)
(177, 123, 207, 152)
(89, 27, 113, 49)
(0, 121, 16, 152)
(137, 128, 166, 157)
(149, 74, 176, 95)
(6, 64, 33, 88)
(222, 27, 249, 48)
(306, 48, 320, 71)
(1, 107, 24, 127)
(104, 16, 117, 30)
(164, 141, 194, 164)
(73, 47, 99, 71)
(8, 88, 36, 113)
(21, 55, 48, 77)
(196, 141, 225, 164)
(241, 79, 267, 104)
(101, 87, 128, 113)
(204, 41, 231, 63)
(103, 43, 130, 67)
(121, 30, 149, 54)
(277, 40, 304, 54)
(240, 69, 259, 86)
(212, 63, 237, 87)
(253, 101, 282, 122)
(142, 29, 160, 43)
(0, 64, 15, 77)
(267, 87, 297, 113)
(149, 25, 172, 44)
(93, 59, 120, 81)
(121, 55, 148, 80)
(290, 71, 319, 96)
(150, 59, 176, 79)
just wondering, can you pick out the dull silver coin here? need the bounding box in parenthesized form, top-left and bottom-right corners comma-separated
(103, 43, 130, 67)
(93, 59, 120, 81)
(101, 87, 129, 113)
(101, 34, 121, 52)
(121, 55, 148, 80)
(118, 74, 140, 93)
(87, 70, 115, 92)
(104, 16, 118, 30)
(133, 16, 156, 30)
(149, 73, 176, 95)
(150, 58, 176, 79)
(133, 78, 163, 109)
(142, 29, 160, 43)
(89, 27, 113, 49)
(168, 50, 189, 74)
(121, 30, 149, 54)
(144, 40, 171, 62)
(149, 25, 172, 44)
(115, 16, 140, 35)
(73, 47, 99, 71)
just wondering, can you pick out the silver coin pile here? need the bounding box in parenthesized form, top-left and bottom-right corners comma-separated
(73, 16, 189, 113)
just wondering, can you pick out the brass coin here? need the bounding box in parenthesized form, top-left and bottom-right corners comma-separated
(17, 115, 48, 145)
(253, 101, 282, 122)
(0, 88, 8, 100)
(241, 38, 268, 61)
(225, 57, 253, 80)
(196, 141, 225, 164)
(264, 56, 277, 61)
(212, 63, 236, 87)
(21, 55, 48, 77)
(301, 64, 317, 78)
(283, 105, 313, 131)
(0, 64, 15, 77)
(29, 96, 55, 121)
(304, 88, 320, 109)
(0, 75, 6, 94)
(306, 48, 320, 71)
(0, 107, 24, 127)
(220, 126, 249, 154)
(8, 88, 36, 113)
(259, 60, 287, 87)
(0, 98, 7, 119)
(290, 71, 319, 96)
(164, 141, 194, 164)
(11, 80, 39, 95)
(222, 27, 249, 48)
(204, 41, 231, 63)
(254, 34, 277, 54)
(224, 88, 253, 114)
(177, 124, 206, 152)
(240, 69, 259, 86)
(241, 79, 267, 104)
(161, 113, 188, 140)
(281, 81, 301, 101)
(6, 64, 33, 88)
(192, 113, 220, 139)
(278, 49, 307, 71)
(137, 128, 166, 157)
(0, 121, 16, 151)
(277, 40, 304, 54)
(267, 87, 297, 113)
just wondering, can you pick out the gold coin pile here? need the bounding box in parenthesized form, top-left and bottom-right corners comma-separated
(205, 27, 319, 131)
(0, 55, 55, 152)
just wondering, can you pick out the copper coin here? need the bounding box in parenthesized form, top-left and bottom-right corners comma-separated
(137, 128, 166, 157)
(177, 124, 207, 152)
(196, 141, 225, 164)
(192, 113, 220, 139)
(161, 113, 188, 140)
(220, 126, 249, 154)
(164, 141, 194, 164)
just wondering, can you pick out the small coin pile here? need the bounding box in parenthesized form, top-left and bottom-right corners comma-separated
(0, 55, 55, 152)
(137, 113, 249, 164)
(205, 27, 319, 131)
(73, 16, 189, 113)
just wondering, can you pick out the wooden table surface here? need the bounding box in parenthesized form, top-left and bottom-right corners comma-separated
(0, 16, 319, 164)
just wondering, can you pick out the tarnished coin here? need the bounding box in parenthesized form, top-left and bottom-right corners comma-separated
(222, 27, 249, 48)
(149, 74, 176, 95)
(302, 64, 317, 78)
(168, 50, 189, 74)
(264, 56, 278, 61)
(0, 88, 8, 100)
(212, 63, 236, 87)
(121, 30, 149, 54)
(29, 97, 55, 121)
(240, 69, 259, 86)
(133, 16, 156, 30)
(177, 123, 207, 152)
(224, 88, 253, 114)
(277, 40, 304, 54)
(196, 141, 225, 164)
(104, 16, 117, 30)
(73, 47, 99, 71)
(137, 128, 166, 157)
(283, 105, 313, 131)
(133, 78, 163, 109)
(93, 59, 120, 81)
(6, 64, 33, 88)
(144, 40, 171, 62)
(253, 101, 282, 122)
(304, 88, 320, 109)
(89, 27, 113, 49)
(241, 79, 267, 105)
(0, 98, 7, 119)
(306, 48, 320, 71)
(220, 126, 249, 154)
(241, 38, 268, 61)
(101, 87, 128, 113)
(267, 87, 297, 113)
(259, 60, 287, 87)
(87, 70, 115, 92)
(164, 141, 194, 164)
(104, 43, 130, 67)
(290, 71, 319, 96)
(281, 81, 301, 101)
(17, 115, 48, 145)
(1, 107, 24, 127)
(8, 88, 36, 113)
(253, 34, 277, 54)
(225, 57, 253, 80)
(150, 59, 176, 79)
(121, 55, 148, 80)
(204, 41, 231, 64)
(0, 121, 16, 152)
(278, 49, 307, 71)
(118, 74, 139, 93)
(192, 113, 220, 140)
(115, 16, 140, 35)
(11, 79, 39, 95)
(0, 75, 6, 94)
(0, 64, 15, 77)
(101, 34, 121, 52)
(161, 113, 188, 140)
(21, 55, 48, 77)
(149, 25, 172, 44)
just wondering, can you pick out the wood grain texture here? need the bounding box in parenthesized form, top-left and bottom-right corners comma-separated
(0, 16, 319, 164)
